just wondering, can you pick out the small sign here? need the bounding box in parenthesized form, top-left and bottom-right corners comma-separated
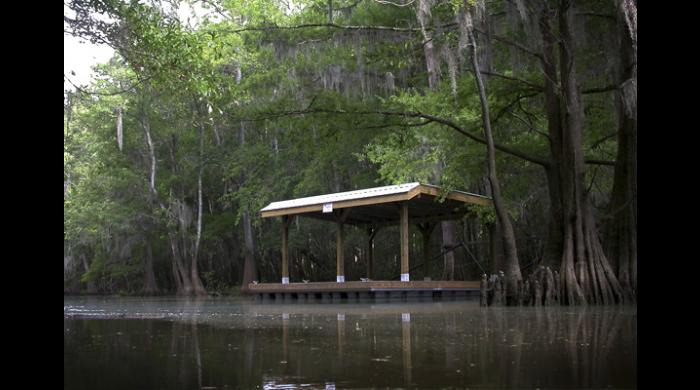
(323, 203, 333, 213)
(401, 273, 410, 282)
(402, 313, 411, 322)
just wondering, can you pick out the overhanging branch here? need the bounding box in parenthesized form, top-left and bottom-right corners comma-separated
(473, 27, 544, 61)
(222, 23, 423, 34)
(238, 108, 551, 167)
(215, 21, 459, 35)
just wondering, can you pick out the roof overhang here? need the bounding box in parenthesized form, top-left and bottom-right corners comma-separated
(260, 183, 492, 226)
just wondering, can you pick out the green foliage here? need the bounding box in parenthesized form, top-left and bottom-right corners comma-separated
(472, 204, 496, 225)
(64, 0, 625, 293)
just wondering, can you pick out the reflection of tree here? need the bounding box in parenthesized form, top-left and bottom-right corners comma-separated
(243, 309, 257, 389)
(559, 308, 630, 388)
(507, 308, 523, 388)
(66, 301, 634, 388)
(474, 306, 634, 388)
(167, 298, 205, 389)
(192, 318, 202, 389)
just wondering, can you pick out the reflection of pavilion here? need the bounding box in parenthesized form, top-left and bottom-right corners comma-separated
(402, 312, 412, 387)
(278, 309, 416, 388)
(250, 183, 490, 301)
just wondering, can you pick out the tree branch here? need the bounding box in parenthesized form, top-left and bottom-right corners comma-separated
(64, 74, 152, 96)
(222, 23, 423, 34)
(493, 91, 542, 125)
(577, 12, 616, 20)
(472, 69, 543, 90)
(238, 108, 551, 167)
(582, 84, 619, 94)
(373, 0, 416, 7)
(217, 21, 458, 35)
(589, 131, 617, 149)
(511, 111, 550, 141)
(473, 27, 543, 61)
(584, 159, 615, 166)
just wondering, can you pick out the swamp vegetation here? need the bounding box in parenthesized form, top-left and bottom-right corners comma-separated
(64, 0, 637, 306)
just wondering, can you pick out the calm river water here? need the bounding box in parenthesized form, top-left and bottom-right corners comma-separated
(64, 296, 636, 389)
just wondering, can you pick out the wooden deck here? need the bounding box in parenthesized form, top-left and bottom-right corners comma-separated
(247, 280, 480, 301)
(249, 280, 479, 293)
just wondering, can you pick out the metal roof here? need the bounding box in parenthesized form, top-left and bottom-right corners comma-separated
(260, 182, 491, 222)
(261, 182, 422, 213)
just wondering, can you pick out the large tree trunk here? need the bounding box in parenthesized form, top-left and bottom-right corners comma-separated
(488, 222, 505, 274)
(441, 221, 456, 280)
(416, 0, 440, 92)
(81, 254, 98, 294)
(604, 3, 637, 301)
(539, 0, 624, 305)
(143, 240, 159, 295)
(140, 110, 191, 295)
(241, 210, 258, 290)
(465, 6, 522, 302)
(415, 1, 459, 282)
(170, 255, 184, 293)
(189, 124, 207, 296)
(535, 1, 568, 273)
(239, 121, 258, 291)
(542, 165, 565, 268)
(170, 234, 193, 295)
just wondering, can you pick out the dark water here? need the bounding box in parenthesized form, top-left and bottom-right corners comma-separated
(64, 296, 636, 389)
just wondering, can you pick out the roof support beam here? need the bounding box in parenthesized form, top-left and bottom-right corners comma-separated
(336, 220, 345, 283)
(334, 209, 350, 283)
(281, 216, 291, 284)
(400, 202, 410, 282)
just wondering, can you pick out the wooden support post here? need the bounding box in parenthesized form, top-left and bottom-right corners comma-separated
(336, 222, 345, 282)
(400, 202, 409, 282)
(281, 216, 290, 284)
(335, 209, 349, 283)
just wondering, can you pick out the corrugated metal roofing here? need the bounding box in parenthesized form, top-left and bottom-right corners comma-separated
(260, 182, 491, 215)
(260, 182, 421, 213)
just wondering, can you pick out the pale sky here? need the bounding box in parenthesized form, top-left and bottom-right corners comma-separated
(64, 34, 115, 91)
(64, 4, 114, 91)
(64, 2, 218, 92)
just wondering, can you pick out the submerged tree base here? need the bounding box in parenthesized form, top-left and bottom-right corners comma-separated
(481, 266, 632, 307)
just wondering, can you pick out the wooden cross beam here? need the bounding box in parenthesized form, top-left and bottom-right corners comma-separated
(400, 202, 409, 282)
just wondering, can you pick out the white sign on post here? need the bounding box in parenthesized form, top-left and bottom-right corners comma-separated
(323, 203, 333, 213)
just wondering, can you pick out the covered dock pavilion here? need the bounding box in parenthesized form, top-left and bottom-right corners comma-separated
(249, 182, 492, 301)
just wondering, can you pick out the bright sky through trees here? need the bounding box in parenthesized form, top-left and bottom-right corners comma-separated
(64, 4, 113, 91)
(64, 2, 217, 92)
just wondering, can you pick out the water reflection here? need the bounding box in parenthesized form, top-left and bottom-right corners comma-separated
(64, 297, 636, 389)
(402, 312, 412, 387)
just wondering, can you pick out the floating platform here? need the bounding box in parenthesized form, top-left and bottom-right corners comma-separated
(247, 280, 480, 302)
